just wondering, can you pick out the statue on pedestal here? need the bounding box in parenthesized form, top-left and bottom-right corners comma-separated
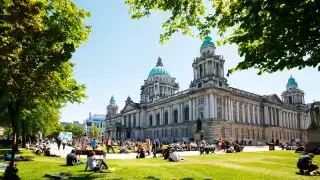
(197, 117, 202, 132)
(308, 102, 320, 130)
(305, 101, 320, 153)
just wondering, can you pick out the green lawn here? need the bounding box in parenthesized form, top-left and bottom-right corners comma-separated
(0, 148, 319, 180)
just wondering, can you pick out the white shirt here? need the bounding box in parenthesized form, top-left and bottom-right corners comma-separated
(228, 147, 235, 153)
(85, 156, 103, 171)
(170, 152, 181, 162)
(107, 139, 112, 145)
(62, 139, 67, 144)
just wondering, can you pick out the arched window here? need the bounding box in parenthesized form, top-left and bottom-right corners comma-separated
(149, 114, 153, 126)
(156, 113, 160, 125)
(173, 110, 178, 123)
(184, 106, 189, 121)
(164, 111, 168, 124)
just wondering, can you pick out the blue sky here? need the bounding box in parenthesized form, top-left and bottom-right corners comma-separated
(61, 0, 320, 123)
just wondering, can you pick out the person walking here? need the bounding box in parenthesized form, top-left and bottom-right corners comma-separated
(145, 139, 151, 155)
(56, 138, 62, 150)
(91, 139, 97, 150)
(62, 138, 67, 150)
(106, 137, 115, 153)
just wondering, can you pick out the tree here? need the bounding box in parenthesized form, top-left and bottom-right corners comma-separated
(55, 124, 65, 135)
(2, 127, 12, 139)
(72, 126, 84, 138)
(126, 0, 320, 75)
(64, 123, 73, 132)
(89, 126, 100, 138)
(0, 0, 90, 178)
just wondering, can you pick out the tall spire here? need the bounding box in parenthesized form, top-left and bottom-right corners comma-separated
(156, 57, 163, 67)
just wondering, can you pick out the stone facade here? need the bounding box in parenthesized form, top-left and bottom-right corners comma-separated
(104, 36, 311, 144)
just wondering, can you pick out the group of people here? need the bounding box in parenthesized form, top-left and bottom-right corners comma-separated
(66, 149, 111, 172)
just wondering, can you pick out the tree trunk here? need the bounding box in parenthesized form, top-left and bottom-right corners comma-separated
(21, 121, 26, 148)
(9, 101, 19, 167)
(15, 124, 19, 150)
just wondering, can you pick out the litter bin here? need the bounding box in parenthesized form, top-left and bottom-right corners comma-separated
(269, 143, 275, 151)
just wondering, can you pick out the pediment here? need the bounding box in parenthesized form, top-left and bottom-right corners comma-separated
(266, 94, 283, 104)
(121, 103, 138, 113)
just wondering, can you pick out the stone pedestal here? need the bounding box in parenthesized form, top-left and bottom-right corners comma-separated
(194, 130, 204, 141)
(305, 129, 320, 152)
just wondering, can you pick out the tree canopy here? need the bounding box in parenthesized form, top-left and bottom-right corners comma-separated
(64, 123, 73, 132)
(0, 0, 91, 173)
(89, 126, 100, 138)
(72, 126, 84, 138)
(126, 0, 320, 75)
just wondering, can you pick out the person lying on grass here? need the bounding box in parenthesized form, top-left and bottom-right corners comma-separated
(84, 151, 109, 172)
(297, 153, 319, 175)
(3, 152, 32, 162)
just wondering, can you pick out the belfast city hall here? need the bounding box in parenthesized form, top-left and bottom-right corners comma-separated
(104, 36, 311, 144)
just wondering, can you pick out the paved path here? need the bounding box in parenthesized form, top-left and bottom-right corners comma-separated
(49, 143, 282, 160)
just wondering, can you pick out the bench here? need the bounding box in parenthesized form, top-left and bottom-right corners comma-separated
(75, 150, 106, 158)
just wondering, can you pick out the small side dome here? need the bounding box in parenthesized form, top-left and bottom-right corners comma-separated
(200, 36, 215, 50)
(287, 75, 298, 86)
(148, 57, 171, 77)
(109, 95, 116, 103)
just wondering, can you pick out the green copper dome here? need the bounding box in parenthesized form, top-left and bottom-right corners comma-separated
(109, 95, 116, 103)
(148, 57, 170, 77)
(287, 75, 298, 86)
(200, 36, 215, 50)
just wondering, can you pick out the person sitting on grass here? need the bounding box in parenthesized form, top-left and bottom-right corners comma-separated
(84, 151, 110, 172)
(136, 146, 145, 159)
(163, 146, 172, 160)
(297, 153, 319, 175)
(168, 149, 184, 162)
(66, 149, 83, 166)
(44, 148, 60, 157)
(119, 144, 128, 154)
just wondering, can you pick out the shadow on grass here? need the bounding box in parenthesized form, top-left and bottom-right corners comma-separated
(180, 178, 213, 180)
(43, 171, 124, 180)
(145, 176, 160, 180)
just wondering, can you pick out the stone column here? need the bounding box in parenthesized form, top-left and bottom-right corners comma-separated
(270, 108, 274, 125)
(264, 106, 268, 125)
(252, 105, 256, 124)
(247, 104, 250, 123)
(224, 96, 228, 120)
(205, 62, 208, 76)
(192, 99, 196, 120)
(189, 99, 192, 121)
(280, 110, 283, 127)
(213, 94, 217, 118)
(242, 103, 245, 123)
(237, 101, 240, 122)
(229, 98, 233, 122)
(257, 106, 260, 125)
(193, 68, 197, 79)
(209, 94, 214, 118)
(169, 106, 172, 124)
(204, 94, 209, 119)
(180, 103, 183, 122)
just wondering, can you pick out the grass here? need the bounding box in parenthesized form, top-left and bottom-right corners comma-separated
(0, 148, 319, 180)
